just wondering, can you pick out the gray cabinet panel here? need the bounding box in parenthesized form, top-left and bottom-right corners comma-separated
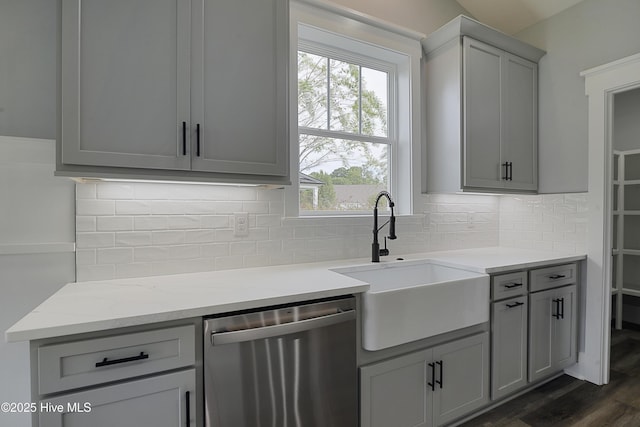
(360, 350, 430, 427)
(360, 333, 489, 427)
(39, 369, 196, 427)
(529, 284, 577, 382)
(463, 38, 503, 190)
(504, 55, 537, 191)
(432, 332, 489, 426)
(61, 0, 191, 170)
(491, 296, 528, 399)
(191, 0, 288, 176)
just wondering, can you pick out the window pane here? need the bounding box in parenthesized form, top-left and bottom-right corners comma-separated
(298, 52, 328, 130)
(329, 59, 359, 133)
(361, 67, 388, 137)
(299, 134, 389, 212)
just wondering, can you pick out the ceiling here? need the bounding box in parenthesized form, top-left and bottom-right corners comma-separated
(455, 0, 586, 35)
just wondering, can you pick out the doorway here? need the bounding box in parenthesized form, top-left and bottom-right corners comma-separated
(583, 53, 640, 386)
(611, 88, 640, 329)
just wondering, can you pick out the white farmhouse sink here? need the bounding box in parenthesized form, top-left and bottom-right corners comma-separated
(333, 260, 489, 351)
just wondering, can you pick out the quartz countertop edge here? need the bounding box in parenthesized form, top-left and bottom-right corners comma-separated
(5, 247, 586, 343)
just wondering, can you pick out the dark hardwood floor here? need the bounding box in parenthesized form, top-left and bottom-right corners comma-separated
(460, 327, 640, 427)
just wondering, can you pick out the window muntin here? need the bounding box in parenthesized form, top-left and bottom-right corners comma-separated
(297, 49, 394, 214)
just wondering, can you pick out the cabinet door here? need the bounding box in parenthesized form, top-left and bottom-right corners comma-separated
(61, 0, 191, 170)
(529, 285, 578, 382)
(553, 284, 578, 370)
(432, 332, 489, 427)
(360, 350, 431, 427)
(503, 54, 537, 191)
(39, 369, 196, 427)
(190, 0, 288, 177)
(463, 37, 504, 190)
(491, 297, 528, 400)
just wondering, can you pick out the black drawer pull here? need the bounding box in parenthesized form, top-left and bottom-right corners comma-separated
(185, 390, 191, 427)
(506, 301, 524, 308)
(436, 360, 443, 389)
(95, 351, 149, 368)
(504, 282, 523, 289)
(549, 274, 566, 280)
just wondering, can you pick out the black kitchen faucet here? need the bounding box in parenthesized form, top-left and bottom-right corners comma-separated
(372, 191, 397, 262)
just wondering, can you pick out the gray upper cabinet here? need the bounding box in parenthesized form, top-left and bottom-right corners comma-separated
(60, 0, 191, 171)
(423, 15, 543, 194)
(59, 0, 289, 184)
(190, 0, 288, 176)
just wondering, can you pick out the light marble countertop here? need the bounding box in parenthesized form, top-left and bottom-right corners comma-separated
(5, 246, 586, 342)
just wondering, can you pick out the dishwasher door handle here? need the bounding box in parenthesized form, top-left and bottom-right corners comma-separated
(211, 309, 355, 345)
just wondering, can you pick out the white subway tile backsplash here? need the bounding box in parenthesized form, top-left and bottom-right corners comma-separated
(116, 200, 151, 215)
(152, 231, 186, 246)
(77, 200, 115, 216)
(75, 182, 506, 281)
(76, 232, 115, 249)
(134, 246, 169, 262)
(134, 216, 168, 231)
(97, 216, 134, 232)
(97, 183, 134, 199)
(97, 248, 134, 264)
(76, 216, 96, 232)
(115, 231, 152, 247)
(499, 193, 587, 254)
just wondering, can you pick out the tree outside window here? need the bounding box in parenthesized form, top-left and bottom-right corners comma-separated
(297, 51, 392, 212)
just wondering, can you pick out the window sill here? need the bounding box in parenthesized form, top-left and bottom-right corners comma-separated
(282, 214, 424, 227)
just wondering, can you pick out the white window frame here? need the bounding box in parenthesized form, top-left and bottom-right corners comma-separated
(286, 0, 423, 218)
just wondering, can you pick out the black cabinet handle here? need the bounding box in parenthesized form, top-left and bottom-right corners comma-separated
(508, 162, 513, 181)
(504, 282, 523, 289)
(185, 390, 190, 427)
(182, 121, 187, 156)
(552, 298, 561, 319)
(427, 362, 436, 391)
(196, 123, 201, 157)
(506, 301, 524, 308)
(95, 351, 149, 368)
(502, 162, 509, 181)
(549, 274, 566, 280)
(560, 297, 565, 319)
(436, 360, 443, 389)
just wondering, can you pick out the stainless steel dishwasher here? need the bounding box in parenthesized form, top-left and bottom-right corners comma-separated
(203, 296, 357, 427)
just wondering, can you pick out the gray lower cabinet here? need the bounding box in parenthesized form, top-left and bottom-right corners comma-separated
(39, 369, 196, 427)
(491, 295, 528, 399)
(529, 284, 578, 382)
(360, 332, 489, 427)
(34, 323, 199, 427)
(59, 0, 289, 183)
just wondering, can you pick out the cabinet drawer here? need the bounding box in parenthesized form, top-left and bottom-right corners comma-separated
(529, 263, 577, 292)
(38, 325, 195, 395)
(492, 271, 527, 300)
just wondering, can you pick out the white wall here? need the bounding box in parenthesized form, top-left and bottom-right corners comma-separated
(327, 0, 469, 35)
(515, 0, 640, 193)
(0, 137, 75, 427)
(614, 87, 640, 151)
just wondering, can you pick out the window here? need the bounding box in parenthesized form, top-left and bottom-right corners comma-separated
(297, 50, 393, 213)
(288, 1, 422, 217)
